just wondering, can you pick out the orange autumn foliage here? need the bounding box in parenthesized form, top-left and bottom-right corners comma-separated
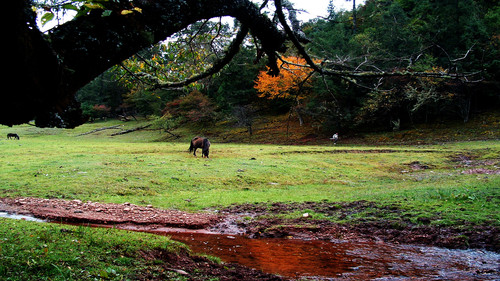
(254, 56, 321, 100)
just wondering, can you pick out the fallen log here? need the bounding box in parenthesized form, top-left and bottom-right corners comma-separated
(164, 130, 181, 139)
(76, 125, 122, 136)
(111, 124, 151, 136)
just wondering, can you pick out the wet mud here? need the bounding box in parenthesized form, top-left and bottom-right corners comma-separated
(217, 201, 500, 252)
(450, 152, 500, 172)
(1, 197, 499, 280)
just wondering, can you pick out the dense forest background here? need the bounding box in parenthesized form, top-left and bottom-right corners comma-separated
(76, 0, 500, 134)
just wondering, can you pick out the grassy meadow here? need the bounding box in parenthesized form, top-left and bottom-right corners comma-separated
(0, 218, 191, 280)
(0, 119, 498, 280)
(0, 119, 498, 225)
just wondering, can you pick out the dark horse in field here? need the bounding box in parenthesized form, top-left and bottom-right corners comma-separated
(7, 133, 19, 140)
(189, 137, 210, 158)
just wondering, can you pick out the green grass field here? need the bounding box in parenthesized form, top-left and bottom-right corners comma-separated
(1, 120, 498, 225)
(0, 119, 499, 280)
(0, 218, 191, 280)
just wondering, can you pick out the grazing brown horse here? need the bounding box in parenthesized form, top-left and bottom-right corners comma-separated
(7, 133, 19, 140)
(189, 137, 210, 158)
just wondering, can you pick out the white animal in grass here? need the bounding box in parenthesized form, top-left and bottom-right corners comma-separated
(330, 133, 338, 144)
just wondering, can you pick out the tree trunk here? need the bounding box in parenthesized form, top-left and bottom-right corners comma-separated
(4, 0, 286, 128)
(294, 107, 304, 126)
(352, 0, 357, 34)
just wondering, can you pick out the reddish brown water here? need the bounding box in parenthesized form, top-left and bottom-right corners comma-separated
(155, 231, 356, 278)
(149, 229, 500, 280)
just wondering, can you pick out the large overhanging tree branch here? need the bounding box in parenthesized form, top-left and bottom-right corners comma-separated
(5, 0, 286, 128)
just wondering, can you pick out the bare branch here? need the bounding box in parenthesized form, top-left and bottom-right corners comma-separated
(210, 19, 224, 57)
(259, 0, 270, 11)
(119, 62, 152, 86)
(320, 75, 338, 103)
(354, 57, 368, 71)
(277, 55, 313, 68)
(274, 0, 322, 73)
(280, 0, 308, 42)
(135, 53, 160, 73)
(451, 44, 476, 62)
(321, 69, 482, 79)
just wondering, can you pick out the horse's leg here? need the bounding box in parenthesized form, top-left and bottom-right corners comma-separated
(193, 148, 197, 156)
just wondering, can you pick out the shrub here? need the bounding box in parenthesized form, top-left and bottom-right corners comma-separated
(163, 90, 216, 123)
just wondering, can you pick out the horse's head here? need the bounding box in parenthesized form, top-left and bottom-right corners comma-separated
(202, 138, 210, 158)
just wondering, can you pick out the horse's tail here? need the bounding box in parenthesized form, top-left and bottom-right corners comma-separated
(202, 138, 210, 157)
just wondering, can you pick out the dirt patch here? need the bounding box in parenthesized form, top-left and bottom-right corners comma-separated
(450, 152, 500, 167)
(406, 161, 432, 170)
(0, 197, 219, 229)
(449, 152, 500, 174)
(462, 168, 500, 175)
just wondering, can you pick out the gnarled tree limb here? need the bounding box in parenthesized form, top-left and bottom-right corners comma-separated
(5, 0, 286, 128)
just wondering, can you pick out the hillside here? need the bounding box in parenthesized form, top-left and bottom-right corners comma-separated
(79, 111, 500, 144)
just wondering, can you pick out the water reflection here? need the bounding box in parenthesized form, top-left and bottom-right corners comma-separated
(0, 211, 45, 222)
(156, 232, 357, 278)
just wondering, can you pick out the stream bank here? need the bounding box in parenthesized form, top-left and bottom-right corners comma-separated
(1, 197, 499, 280)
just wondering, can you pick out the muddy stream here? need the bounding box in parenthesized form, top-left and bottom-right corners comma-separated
(1, 211, 499, 280)
(148, 227, 500, 280)
(152, 228, 500, 280)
